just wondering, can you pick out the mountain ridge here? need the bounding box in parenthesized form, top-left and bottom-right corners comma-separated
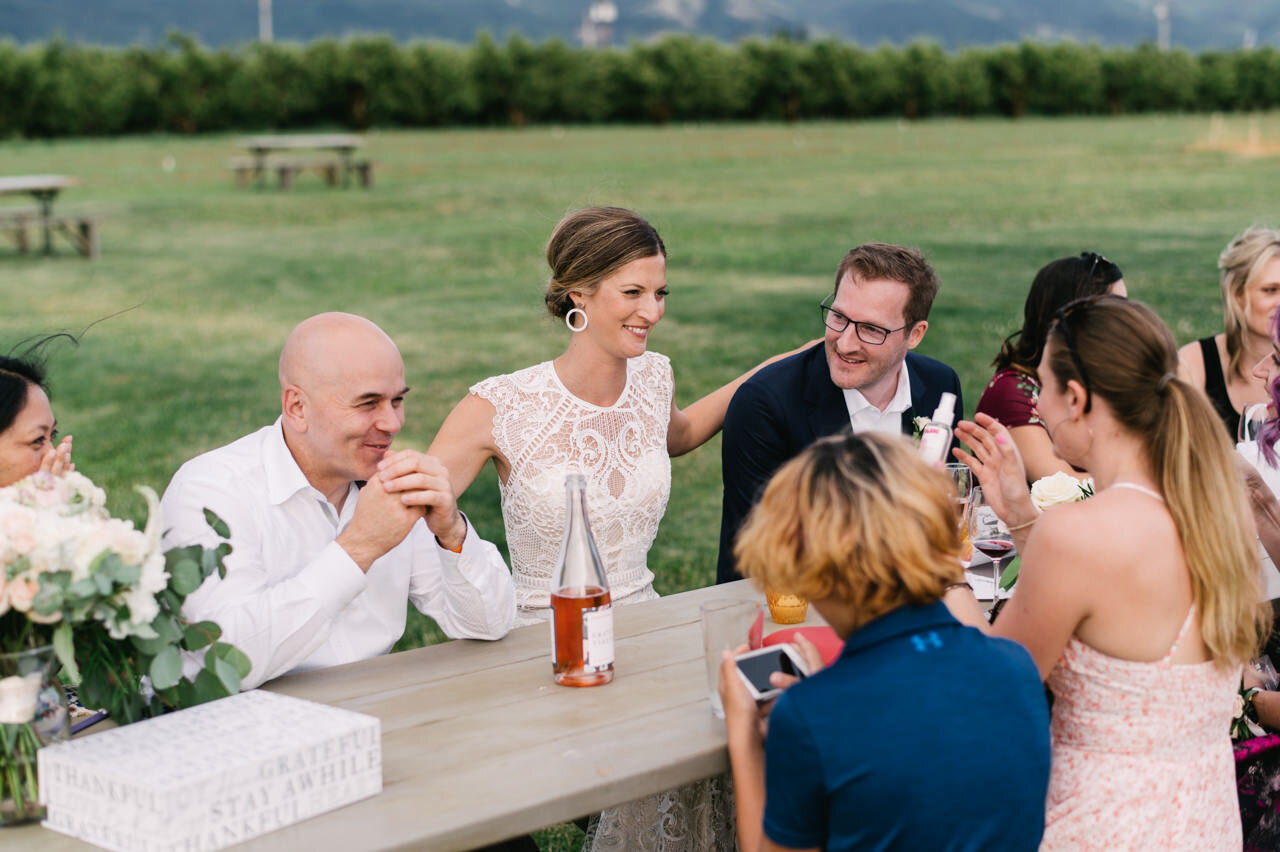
(0, 0, 1276, 51)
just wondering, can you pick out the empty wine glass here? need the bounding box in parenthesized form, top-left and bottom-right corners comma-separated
(1239, 402, 1272, 446)
(968, 486, 1014, 614)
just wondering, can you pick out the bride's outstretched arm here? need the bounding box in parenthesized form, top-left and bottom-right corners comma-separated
(426, 393, 503, 497)
(667, 339, 820, 457)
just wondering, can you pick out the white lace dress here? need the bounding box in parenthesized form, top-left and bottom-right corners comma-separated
(470, 351, 735, 851)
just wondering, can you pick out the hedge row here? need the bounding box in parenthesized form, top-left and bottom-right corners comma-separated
(3, 32, 1280, 137)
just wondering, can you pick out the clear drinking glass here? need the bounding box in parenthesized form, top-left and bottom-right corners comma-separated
(701, 599, 763, 719)
(946, 463, 973, 563)
(968, 486, 1015, 613)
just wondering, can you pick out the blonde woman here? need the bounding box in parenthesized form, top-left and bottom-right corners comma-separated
(1178, 226, 1280, 439)
(720, 432, 1050, 852)
(952, 296, 1268, 849)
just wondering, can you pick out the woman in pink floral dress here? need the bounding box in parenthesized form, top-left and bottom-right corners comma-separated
(949, 296, 1266, 850)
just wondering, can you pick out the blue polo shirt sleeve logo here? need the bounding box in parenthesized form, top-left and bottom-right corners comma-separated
(910, 631, 943, 652)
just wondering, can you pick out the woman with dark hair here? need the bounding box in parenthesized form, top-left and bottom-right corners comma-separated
(950, 295, 1265, 849)
(976, 251, 1125, 482)
(1178, 226, 1280, 440)
(0, 352, 73, 486)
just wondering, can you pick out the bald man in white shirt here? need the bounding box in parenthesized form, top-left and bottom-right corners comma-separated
(162, 313, 515, 690)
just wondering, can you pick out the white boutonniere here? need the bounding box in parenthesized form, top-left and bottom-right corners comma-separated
(912, 416, 930, 440)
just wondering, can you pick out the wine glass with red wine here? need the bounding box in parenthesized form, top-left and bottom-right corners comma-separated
(968, 486, 1014, 610)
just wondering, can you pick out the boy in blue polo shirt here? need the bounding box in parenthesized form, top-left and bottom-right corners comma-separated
(720, 432, 1050, 852)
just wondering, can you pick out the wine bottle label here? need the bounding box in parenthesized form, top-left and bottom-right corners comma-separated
(581, 604, 615, 672)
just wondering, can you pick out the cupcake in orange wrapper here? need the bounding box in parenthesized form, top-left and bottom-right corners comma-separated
(766, 590, 808, 624)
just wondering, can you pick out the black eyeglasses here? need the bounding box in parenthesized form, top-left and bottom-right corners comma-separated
(820, 296, 910, 346)
(1050, 296, 1106, 414)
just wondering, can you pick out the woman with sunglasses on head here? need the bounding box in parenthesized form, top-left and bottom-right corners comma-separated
(1178, 226, 1280, 441)
(427, 205, 806, 851)
(948, 295, 1266, 850)
(975, 251, 1125, 483)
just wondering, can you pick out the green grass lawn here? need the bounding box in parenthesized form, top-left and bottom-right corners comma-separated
(3, 113, 1278, 851)
(4, 113, 1278, 621)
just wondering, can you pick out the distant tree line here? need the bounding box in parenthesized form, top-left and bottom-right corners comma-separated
(2, 32, 1280, 137)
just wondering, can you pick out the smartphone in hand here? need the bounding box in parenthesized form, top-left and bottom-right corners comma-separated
(734, 644, 810, 704)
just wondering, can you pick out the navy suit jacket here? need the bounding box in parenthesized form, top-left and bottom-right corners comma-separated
(715, 343, 964, 584)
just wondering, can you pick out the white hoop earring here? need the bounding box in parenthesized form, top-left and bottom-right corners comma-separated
(565, 308, 588, 333)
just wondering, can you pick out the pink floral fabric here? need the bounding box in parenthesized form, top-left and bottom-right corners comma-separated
(1042, 611, 1242, 850)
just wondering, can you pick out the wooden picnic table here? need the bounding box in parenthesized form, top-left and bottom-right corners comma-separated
(235, 134, 369, 189)
(13, 580, 830, 851)
(0, 175, 83, 256)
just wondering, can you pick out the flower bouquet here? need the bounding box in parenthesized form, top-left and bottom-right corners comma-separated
(0, 470, 249, 824)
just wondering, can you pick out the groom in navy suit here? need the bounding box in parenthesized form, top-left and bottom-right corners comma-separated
(716, 242, 963, 584)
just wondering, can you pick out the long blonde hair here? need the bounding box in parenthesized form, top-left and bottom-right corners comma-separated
(1220, 226, 1280, 379)
(1048, 296, 1268, 666)
(734, 432, 962, 634)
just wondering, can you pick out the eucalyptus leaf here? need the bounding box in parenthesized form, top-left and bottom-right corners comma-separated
(210, 642, 252, 678)
(33, 585, 62, 615)
(999, 556, 1020, 591)
(130, 633, 169, 656)
(193, 669, 228, 705)
(68, 578, 97, 599)
(165, 544, 201, 569)
(149, 646, 183, 690)
(211, 656, 242, 695)
(203, 509, 231, 540)
(182, 621, 221, 651)
(53, 621, 80, 685)
(113, 562, 141, 586)
(170, 557, 202, 596)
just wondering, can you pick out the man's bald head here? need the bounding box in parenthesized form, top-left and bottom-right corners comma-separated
(279, 312, 400, 393)
(277, 313, 409, 496)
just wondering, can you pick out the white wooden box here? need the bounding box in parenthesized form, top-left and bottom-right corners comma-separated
(37, 689, 381, 852)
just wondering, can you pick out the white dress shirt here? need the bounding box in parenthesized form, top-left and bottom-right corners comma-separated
(161, 419, 515, 690)
(841, 361, 914, 435)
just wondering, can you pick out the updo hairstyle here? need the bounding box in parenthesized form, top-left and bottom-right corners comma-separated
(544, 207, 666, 319)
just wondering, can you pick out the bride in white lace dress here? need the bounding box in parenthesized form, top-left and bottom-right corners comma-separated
(429, 207, 800, 851)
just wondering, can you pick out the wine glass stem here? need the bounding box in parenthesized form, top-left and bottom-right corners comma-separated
(990, 557, 1003, 616)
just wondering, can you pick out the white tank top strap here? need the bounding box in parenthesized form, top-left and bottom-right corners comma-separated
(1161, 604, 1197, 663)
(1109, 481, 1165, 502)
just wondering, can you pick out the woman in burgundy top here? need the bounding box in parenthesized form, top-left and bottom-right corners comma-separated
(976, 252, 1125, 482)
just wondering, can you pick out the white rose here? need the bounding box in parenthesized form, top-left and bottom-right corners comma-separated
(137, 551, 169, 595)
(0, 673, 43, 724)
(0, 503, 37, 556)
(121, 585, 159, 631)
(1031, 472, 1092, 512)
